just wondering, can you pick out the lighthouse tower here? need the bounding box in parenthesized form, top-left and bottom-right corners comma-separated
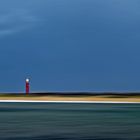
(26, 78, 30, 95)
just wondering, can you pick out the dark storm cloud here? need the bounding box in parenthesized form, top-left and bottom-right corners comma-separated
(0, 0, 140, 92)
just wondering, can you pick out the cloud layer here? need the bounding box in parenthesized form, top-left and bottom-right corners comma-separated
(0, 9, 40, 37)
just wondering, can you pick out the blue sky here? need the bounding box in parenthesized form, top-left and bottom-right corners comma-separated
(0, 0, 140, 92)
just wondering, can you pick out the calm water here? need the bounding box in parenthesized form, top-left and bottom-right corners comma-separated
(0, 103, 140, 140)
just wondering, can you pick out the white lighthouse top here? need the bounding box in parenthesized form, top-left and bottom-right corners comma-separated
(26, 78, 29, 83)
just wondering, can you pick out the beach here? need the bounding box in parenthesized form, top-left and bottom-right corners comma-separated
(0, 94, 140, 103)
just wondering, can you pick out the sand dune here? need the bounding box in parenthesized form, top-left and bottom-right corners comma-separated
(0, 95, 140, 103)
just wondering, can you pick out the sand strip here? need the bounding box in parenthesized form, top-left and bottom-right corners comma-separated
(0, 100, 140, 104)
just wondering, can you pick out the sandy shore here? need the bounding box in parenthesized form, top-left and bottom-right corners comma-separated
(0, 95, 140, 103)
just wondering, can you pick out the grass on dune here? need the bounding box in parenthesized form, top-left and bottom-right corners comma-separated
(0, 94, 140, 98)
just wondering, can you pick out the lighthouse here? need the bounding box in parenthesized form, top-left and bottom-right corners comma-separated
(26, 78, 30, 95)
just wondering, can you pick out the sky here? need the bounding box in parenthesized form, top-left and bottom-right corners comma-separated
(0, 0, 140, 92)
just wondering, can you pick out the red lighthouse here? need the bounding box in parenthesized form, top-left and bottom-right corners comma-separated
(26, 78, 30, 95)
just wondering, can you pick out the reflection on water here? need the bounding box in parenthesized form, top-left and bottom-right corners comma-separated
(0, 103, 140, 140)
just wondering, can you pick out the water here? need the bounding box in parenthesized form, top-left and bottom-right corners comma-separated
(0, 103, 140, 140)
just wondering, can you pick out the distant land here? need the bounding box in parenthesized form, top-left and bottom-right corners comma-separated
(1, 92, 140, 96)
(0, 92, 140, 103)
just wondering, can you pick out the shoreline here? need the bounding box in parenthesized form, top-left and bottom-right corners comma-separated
(0, 94, 140, 103)
(0, 100, 140, 104)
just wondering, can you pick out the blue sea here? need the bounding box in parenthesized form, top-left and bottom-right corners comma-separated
(0, 103, 140, 140)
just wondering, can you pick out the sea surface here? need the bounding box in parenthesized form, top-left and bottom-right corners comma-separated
(0, 103, 140, 140)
